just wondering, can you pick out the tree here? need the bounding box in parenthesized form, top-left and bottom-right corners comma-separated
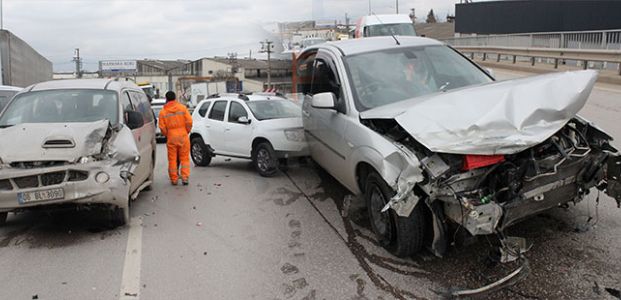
(426, 9, 437, 23)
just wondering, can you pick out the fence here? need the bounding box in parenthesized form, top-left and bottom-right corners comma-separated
(444, 29, 621, 50)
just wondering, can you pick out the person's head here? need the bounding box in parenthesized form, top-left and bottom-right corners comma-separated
(165, 91, 176, 102)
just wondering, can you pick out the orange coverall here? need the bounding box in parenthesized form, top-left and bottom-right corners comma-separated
(158, 100, 193, 183)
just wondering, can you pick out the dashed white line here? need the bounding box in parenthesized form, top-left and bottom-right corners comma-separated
(119, 217, 143, 300)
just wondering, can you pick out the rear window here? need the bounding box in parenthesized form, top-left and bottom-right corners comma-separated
(198, 101, 212, 117)
(208, 100, 227, 121)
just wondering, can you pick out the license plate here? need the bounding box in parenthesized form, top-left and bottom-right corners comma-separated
(17, 188, 65, 204)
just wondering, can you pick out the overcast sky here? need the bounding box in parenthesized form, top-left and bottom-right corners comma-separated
(3, 0, 458, 72)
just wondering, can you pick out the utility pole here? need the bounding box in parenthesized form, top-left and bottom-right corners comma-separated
(396, 0, 399, 14)
(1, 0, 4, 30)
(368, 0, 371, 15)
(259, 40, 274, 89)
(73, 48, 82, 79)
(345, 13, 350, 34)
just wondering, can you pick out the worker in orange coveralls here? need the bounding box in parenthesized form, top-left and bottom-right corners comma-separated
(158, 91, 193, 185)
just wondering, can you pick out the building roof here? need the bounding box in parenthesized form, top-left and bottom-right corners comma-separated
(138, 59, 189, 71)
(26, 78, 141, 92)
(208, 58, 292, 70)
(311, 36, 443, 56)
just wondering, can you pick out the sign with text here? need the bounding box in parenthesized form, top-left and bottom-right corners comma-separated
(100, 60, 137, 72)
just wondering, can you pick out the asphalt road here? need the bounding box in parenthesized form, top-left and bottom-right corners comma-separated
(0, 69, 620, 299)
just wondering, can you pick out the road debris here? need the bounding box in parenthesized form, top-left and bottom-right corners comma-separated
(281, 263, 299, 275)
(196, 222, 202, 227)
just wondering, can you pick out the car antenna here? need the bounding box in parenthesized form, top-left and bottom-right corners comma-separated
(372, 12, 400, 45)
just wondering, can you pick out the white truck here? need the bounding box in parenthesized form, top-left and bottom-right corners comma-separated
(190, 82, 228, 108)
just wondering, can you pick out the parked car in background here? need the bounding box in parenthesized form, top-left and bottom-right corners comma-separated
(151, 98, 166, 142)
(190, 93, 308, 176)
(298, 36, 621, 258)
(0, 79, 156, 226)
(0, 85, 22, 112)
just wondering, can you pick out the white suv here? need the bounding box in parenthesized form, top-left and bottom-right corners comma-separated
(189, 93, 308, 176)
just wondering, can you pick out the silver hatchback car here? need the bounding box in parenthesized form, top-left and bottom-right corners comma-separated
(300, 36, 621, 258)
(0, 79, 156, 226)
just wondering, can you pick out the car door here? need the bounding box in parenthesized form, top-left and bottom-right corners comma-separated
(222, 100, 253, 157)
(303, 50, 354, 186)
(205, 100, 228, 153)
(129, 90, 155, 186)
(120, 90, 146, 192)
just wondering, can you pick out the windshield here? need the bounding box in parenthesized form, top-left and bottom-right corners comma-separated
(344, 45, 493, 111)
(0, 89, 119, 126)
(0, 90, 18, 112)
(366, 23, 416, 37)
(246, 100, 301, 121)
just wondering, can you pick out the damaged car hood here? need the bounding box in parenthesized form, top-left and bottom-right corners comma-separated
(360, 70, 598, 155)
(0, 120, 109, 163)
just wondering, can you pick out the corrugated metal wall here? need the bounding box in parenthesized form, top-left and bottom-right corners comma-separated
(0, 30, 53, 87)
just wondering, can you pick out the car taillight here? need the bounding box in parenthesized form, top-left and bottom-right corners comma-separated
(463, 154, 505, 171)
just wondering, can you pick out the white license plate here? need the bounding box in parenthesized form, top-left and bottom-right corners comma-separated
(17, 188, 65, 204)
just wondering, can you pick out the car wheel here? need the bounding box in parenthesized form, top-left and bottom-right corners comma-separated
(0, 212, 7, 226)
(108, 205, 128, 227)
(191, 137, 212, 167)
(253, 142, 278, 177)
(365, 172, 425, 257)
(143, 154, 155, 191)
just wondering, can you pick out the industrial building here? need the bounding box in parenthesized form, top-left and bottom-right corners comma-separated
(455, 0, 621, 35)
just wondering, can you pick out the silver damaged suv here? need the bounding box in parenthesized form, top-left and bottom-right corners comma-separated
(299, 36, 621, 257)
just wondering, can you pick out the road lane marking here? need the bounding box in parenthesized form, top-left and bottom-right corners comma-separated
(119, 217, 143, 300)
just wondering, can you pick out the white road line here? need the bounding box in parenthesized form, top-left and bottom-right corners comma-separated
(119, 217, 143, 300)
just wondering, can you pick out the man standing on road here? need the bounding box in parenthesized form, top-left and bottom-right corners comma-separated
(158, 91, 193, 185)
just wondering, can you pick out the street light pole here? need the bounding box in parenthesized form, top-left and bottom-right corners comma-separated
(259, 40, 274, 89)
(396, 0, 399, 14)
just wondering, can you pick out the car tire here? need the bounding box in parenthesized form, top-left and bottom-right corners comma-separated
(109, 205, 128, 227)
(253, 142, 278, 177)
(191, 137, 212, 167)
(0, 212, 7, 226)
(143, 154, 155, 191)
(365, 172, 425, 257)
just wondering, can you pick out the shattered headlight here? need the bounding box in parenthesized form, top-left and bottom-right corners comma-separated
(284, 128, 305, 142)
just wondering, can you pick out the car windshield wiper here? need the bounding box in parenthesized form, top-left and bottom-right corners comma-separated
(0, 124, 14, 128)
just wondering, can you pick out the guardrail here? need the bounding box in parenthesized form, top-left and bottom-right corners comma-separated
(444, 29, 621, 50)
(454, 46, 621, 75)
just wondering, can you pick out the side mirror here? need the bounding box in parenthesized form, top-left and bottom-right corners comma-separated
(311, 92, 336, 109)
(237, 116, 251, 124)
(126, 111, 144, 129)
(485, 67, 495, 78)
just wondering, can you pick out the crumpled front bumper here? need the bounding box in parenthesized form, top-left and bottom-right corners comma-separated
(0, 161, 131, 213)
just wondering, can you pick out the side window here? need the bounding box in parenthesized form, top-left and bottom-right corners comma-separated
(130, 91, 154, 122)
(310, 59, 341, 97)
(198, 101, 211, 118)
(120, 91, 134, 112)
(228, 101, 248, 123)
(208, 100, 227, 121)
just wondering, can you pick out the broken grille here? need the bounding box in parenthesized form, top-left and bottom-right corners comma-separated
(3, 170, 89, 191)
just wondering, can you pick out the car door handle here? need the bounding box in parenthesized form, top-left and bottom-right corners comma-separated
(205, 125, 211, 128)
(224, 128, 231, 132)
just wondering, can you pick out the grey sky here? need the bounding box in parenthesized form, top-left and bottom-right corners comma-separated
(3, 0, 457, 72)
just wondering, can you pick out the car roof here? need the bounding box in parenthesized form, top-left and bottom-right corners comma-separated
(24, 78, 142, 93)
(304, 36, 443, 56)
(204, 93, 287, 103)
(151, 98, 166, 105)
(0, 85, 23, 92)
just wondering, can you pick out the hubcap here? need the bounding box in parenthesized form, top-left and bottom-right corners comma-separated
(191, 143, 203, 162)
(256, 149, 271, 171)
(370, 186, 390, 237)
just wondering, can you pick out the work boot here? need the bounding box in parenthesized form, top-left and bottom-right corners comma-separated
(182, 179, 189, 186)
(171, 179, 178, 186)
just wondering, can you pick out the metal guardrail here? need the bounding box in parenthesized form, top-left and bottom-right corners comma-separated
(444, 29, 621, 50)
(454, 46, 621, 75)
